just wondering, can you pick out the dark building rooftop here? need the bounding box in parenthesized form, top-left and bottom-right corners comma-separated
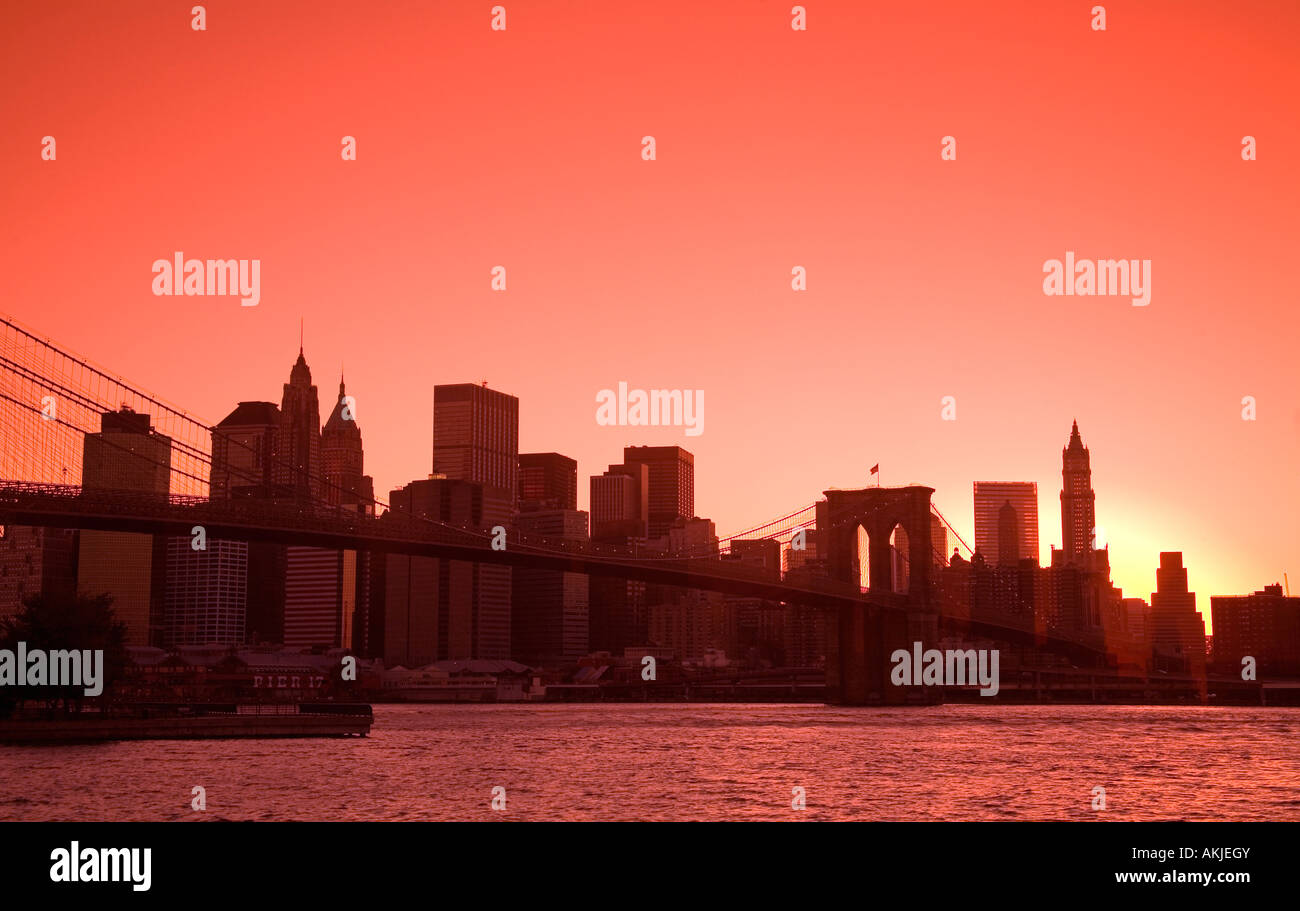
(217, 401, 280, 427)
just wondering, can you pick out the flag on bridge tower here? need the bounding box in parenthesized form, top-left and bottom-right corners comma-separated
(870, 464, 880, 486)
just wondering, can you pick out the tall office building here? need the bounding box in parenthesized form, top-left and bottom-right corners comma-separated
(276, 346, 323, 501)
(1210, 584, 1300, 675)
(890, 524, 911, 593)
(428, 383, 517, 658)
(928, 515, 949, 568)
(1149, 552, 1207, 673)
(513, 453, 588, 664)
(164, 537, 247, 646)
(367, 476, 514, 664)
(1043, 547, 1103, 632)
(321, 375, 376, 511)
(211, 401, 280, 498)
(725, 539, 785, 664)
(647, 518, 725, 662)
(1123, 597, 1150, 646)
(82, 406, 172, 493)
(278, 346, 331, 646)
(274, 347, 363, 649)
(1060, 420, 1097, 563)
(668, 517, 717, 557)
(281, 546, 357, 648)
(623, 446, 693, 540)
(278, 546, 367, 652)
(367, 478, 478, 666)
(781, 527, 828, 668)
(973, 481, 1039, 567)
(433, 383, 519, 511)
(590, 463, 649, 540)
(0, 526, 77, 621)
(731, 538, 782, 576)
(591, 447, 700, 658)
(941, 550, 1039, 626)
(209, 401, 285, 644)
(886, 517, 949, 593)
(78, 407, 172, 646)
(588, 462, 650, 653)
(519, 452, 577, 511)
(513, 508, 590, 665)
(319, 375, 374, 650)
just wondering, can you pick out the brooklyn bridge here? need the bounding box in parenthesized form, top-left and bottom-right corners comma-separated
(0, 313, 1113, 705)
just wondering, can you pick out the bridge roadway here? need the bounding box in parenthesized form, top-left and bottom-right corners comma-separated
(0, 481, 870, 604)
(0, 481, 1103, 659)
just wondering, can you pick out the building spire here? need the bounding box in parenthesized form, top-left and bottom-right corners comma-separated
(289, 325, 312, 385)
(1060, 418, 1096, 563)
(1067, 419, 1084, 451)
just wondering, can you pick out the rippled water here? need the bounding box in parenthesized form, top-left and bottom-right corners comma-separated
(2, 704, 1298, 821)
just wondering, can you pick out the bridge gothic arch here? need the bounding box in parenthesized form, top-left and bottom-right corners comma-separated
(822, 486, 936, 609)
(820, 486, 940, 705)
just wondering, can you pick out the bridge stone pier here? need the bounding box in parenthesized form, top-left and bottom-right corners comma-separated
(822, 486, 941, 706)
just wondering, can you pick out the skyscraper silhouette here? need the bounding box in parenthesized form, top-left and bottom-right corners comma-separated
(78, 407, 172, 645)
(432, 383, 519, 513)
(1150, 552, 1207, 678)
(211, 401, 281, 498)
(272, 345, 353, 648)
(428, 383, 519, 659)
(973, 481, 1038, 566)
(1060, 420, 1097, 563)
(622, 446, 694, 540)
(514, 452, 589, 665)
(588, 462, 650, 652)
(375, 476, 515, 662)
(276, 346, 323, 501)
(209, 401, 286, 644)
(321, 374, 375, 511)
(590, 462, 649, 541)
(519, 452, 578, 511)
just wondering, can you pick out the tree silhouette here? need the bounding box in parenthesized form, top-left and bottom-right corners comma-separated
(0, 591, 129, 717)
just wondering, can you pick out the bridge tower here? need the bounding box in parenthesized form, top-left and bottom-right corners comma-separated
(821, 486, 940, 705)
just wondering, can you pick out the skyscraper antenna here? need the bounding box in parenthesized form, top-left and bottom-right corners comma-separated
(300, 318, 304, 354)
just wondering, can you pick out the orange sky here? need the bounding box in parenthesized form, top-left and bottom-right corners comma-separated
(2, 1, 1297, 627)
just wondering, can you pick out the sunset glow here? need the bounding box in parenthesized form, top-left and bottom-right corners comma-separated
(3, 1, 1297, 623)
